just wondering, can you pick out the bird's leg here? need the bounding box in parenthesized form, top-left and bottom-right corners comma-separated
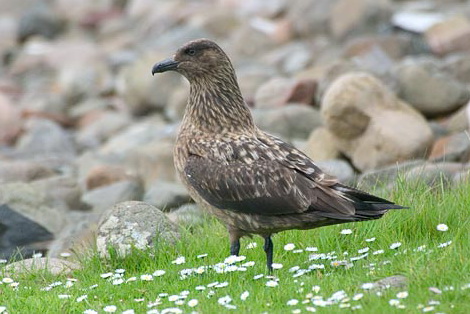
(230, 239, 240, 256)
(263, 235, 273, 272)
(229, 230, 241, 256)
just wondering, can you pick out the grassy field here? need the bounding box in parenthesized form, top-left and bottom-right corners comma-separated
(1, 179, 469, 313)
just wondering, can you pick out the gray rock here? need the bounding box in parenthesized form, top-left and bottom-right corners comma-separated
(358, 160, 427, 189)
(17, 3, 65, 42)
(236, 65, 277, 103)
(0, 92, 22, 145)
(429, 132, 470, 162)
(31, 175, 84, 211)
(126, 139, 178, 187)
(453, 167, 470, 185)
(403, 162, 466, 188)
(287, 0, 336, 37)
(143, 180, 192, 212)
(164, 86, 189, 122)
(0, 204, 54, 260)
(97, 201, 179, 258)
(116, 53, 182, 115)
(0, 160, 55, 184)
(15, 118, 77, 167)
(444, 102, 469, 134)
(99, 116, 172, 160)
(167, 204, 209, 229)
(321, 72, 433, 171)
(0, 182, 67, 236)
(316, 159, 355, 183)
(329, 0, 392, 39)
(371, 275, 408, 290)
(81, 180, 143, 213)
(254, 77, 316, 108)
(76, 111, 133, 150)
(47, 211, 100, 258)
(57, 62, 111, 104)
(395, 59, 470, 117)
(4, 257, 81, 276)
(252, 105, 323, 140)
(443, 53, 470, 84)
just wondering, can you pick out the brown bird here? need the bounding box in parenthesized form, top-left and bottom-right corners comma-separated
(152, 39, 404, 271)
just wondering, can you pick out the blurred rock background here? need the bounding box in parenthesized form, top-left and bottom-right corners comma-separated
(1, 0, 470, 263)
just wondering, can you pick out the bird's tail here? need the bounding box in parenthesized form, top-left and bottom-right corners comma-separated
(333, 184, 406, 221)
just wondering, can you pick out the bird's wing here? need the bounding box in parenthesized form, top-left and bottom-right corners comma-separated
(184, 152, 355, 217)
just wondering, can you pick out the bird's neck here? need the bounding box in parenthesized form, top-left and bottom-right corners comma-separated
(182, 75, 255, 134)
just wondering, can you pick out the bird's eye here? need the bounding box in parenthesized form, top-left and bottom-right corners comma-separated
(185, 48, 196, 56)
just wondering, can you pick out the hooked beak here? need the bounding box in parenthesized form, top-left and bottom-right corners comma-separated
(152, 58, 178, 75)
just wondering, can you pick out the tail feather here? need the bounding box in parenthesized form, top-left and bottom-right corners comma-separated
(333, 183, 407, 221)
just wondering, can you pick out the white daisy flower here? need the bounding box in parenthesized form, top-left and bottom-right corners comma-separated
(103, 305, 117, 313)
(100, 272, 113, 279)
(287, 299, 299, 306)
(340, 229, 353, 235)
(284, 243, 296, 251)
(396, 291, 408, 299)
(140, 274, 153, 281)
(217, 295, 232, 305)
(246, 242, 257, 249)
(153, 270, 166, 277)
(240, 291, 249, 301)
(172, 256, 186, 265)
(390, 242, 402, 249)
(361, 283, 374, 290)
(436, 224, 448, 232)
(187, 299, 198, 307)
(266, 280, 279, 287)
(76, 295, 88, 302)
(271, 263, 283, 269)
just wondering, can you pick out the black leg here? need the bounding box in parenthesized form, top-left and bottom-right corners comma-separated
(263, 236, 273, 272)
(230, 239, 240, 256)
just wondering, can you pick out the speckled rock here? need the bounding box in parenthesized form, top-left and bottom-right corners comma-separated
(97, 201, 179, 258)
(4, 257, 81, 276)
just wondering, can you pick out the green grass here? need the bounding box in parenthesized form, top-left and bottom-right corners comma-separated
(1, 179, 470, 313)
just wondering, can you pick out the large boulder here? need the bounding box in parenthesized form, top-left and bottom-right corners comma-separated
(97, 201, 179, 258)
(321, 72, 433, 171)
(394, 59, 470, 117)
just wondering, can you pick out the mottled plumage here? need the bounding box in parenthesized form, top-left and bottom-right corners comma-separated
(152, 39, 404, 271)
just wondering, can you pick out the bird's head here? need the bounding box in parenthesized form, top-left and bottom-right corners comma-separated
(152, 39, 234, 81)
